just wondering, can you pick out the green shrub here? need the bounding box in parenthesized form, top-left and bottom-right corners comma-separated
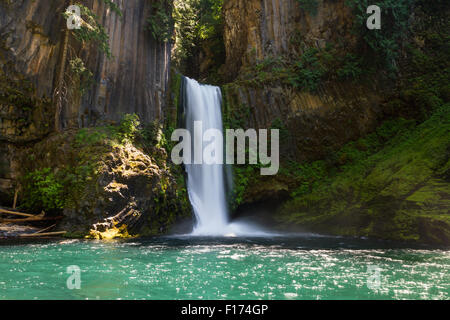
(147, 1, 173, 42)
(295, 0, 318, 15)
(66, 3, 113, 58)
(173, 0, 225, 79)
(21, 168, 65, 212)
(336, 54, 363, 79)
(74, 128, 108, 147)
(270, 117, 290, 140)
(74, 114, 141, 147)
(101, 0, 122, 16)
(288, 48, 326, 91)
(116, 113, 141, 142)
(346, 0, 416, 72)
(231, 165, 256, 209)
(69, 57, 94, 94)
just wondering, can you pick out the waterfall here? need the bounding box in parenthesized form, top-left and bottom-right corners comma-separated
(182, 77, 229, 235)
(181, 76, 272, 237)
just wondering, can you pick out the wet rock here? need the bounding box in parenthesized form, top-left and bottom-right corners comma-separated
(0, 223, 39, 238)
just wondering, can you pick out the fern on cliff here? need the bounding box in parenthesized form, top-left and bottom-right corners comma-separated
(346, 0, 417, 73)
(295, 0, 318, 15)
(147, 1, 173, 43)
(55, 0, 123, 131)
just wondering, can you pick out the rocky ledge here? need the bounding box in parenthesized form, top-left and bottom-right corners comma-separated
(11, 126, 191, 240)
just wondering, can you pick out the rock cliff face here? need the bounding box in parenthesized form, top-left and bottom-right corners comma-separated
(0, 0, 171, 127)
(223, 82, 383, 161)
(221, 0, 450, 245)
(224, 0, 355, 80)
(75, 0, 171, 126)
(222, 0, 383, 161)
(0, 0, 172, 202)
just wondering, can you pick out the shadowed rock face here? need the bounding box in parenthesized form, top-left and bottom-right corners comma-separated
(223, 82, 383, 162)
(222, 0, 382, 162)
(0, 0, 172, 202)
(223, 0, 355, 80)
(0, 0, 171, 128)
(13, 130, 190, 238)
(0, 0, 65, 99)
(74, 0, 172, 127)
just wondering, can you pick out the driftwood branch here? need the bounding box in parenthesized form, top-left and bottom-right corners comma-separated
(0, 208, 35, 218)
(20, 231, 67, 238)
(0, 207, 65, 238)
(34, 224, 57, 234)
(0, 216, 63, 223)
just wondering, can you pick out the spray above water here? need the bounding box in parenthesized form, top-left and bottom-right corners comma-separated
(181, 77, 272, 237)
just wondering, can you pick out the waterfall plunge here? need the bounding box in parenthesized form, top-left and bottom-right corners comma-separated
(182, 77, 270, 237)
(183, 77, 229, 235)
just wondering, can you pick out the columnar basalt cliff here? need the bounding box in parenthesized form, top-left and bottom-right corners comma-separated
(0, 0, 190, 237)
(219, 0, 386, 209)
(223, 0, 355, 80)
(0, 0, 171, 128)
(74, 0, 172, 126)
(220, 0, 450, 245)
(0, 0, 172, 203)
(222, 0, 384, 161)
(0, 0, 448, 243)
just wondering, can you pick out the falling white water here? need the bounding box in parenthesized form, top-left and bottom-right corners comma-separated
(183, 77, 228, 235)
(183, 77, 273, 237)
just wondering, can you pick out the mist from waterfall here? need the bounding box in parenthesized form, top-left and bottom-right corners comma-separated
(182, 77, 272, 237)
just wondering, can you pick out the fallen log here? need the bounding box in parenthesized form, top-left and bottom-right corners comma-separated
(0, 208, 36, 218)
(20, 231, 67, 238)
(0, 216, 63, 223)
(34, 224, 57, 234)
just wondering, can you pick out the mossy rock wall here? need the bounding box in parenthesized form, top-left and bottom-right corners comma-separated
(222, 1, 449, 245)
(276, 106, 450, 245)
(15, 129, 191, 239)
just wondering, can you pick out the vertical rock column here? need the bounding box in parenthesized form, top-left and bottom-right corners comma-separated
(69, 0, 173, 126)
(0, 0, 173, 203)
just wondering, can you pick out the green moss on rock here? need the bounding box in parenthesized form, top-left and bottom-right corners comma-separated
(17, 116, 191, 239)
(277, 106, 450, 245)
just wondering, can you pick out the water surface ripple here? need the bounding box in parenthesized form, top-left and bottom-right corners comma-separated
(0, 236, 448, 300)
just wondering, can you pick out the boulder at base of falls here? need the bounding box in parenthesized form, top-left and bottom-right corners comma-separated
(12, 128, 191, 240)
